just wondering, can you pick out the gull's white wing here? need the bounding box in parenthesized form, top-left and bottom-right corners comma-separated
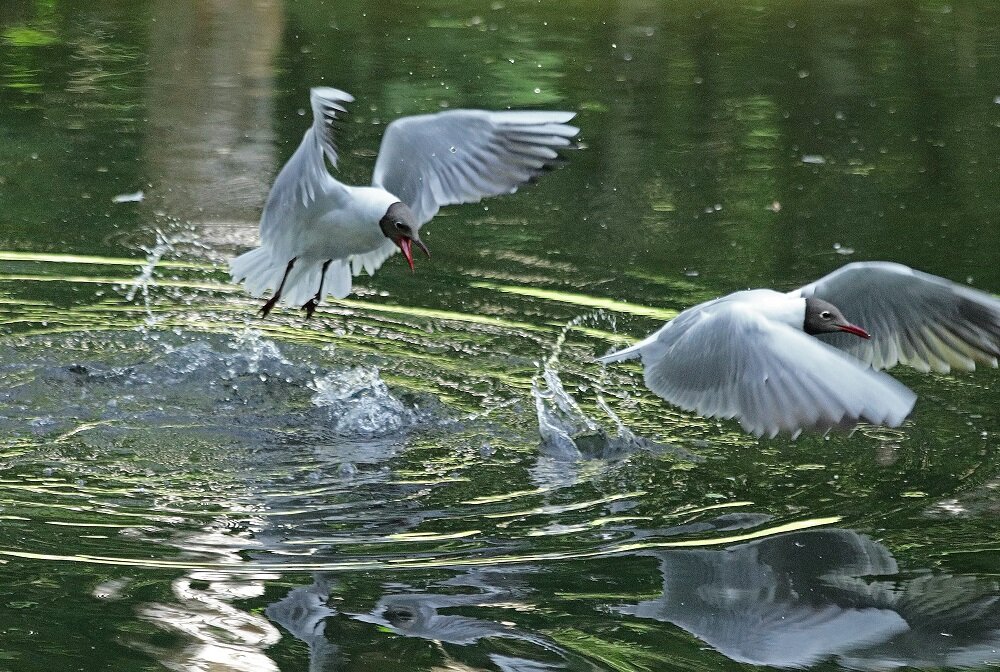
(371, 109, 578, 225)
(260, 87, 354, 244)
(602, 302, 916, 437)
(793, 262, 1000, 373)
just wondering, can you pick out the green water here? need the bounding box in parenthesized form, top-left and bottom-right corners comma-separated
(0, 1, 998, 670)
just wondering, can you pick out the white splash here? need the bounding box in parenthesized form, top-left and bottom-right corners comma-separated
(126, 228, 173, 304)
(310, 367, 413, 436)
(532, 311, 673, 460)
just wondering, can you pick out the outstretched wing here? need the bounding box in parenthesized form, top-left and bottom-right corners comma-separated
(371, 109, 578, 225)
(260, 87, 354, 244)
(793, 262, 1000, 373)
(604, 303, 916, 438)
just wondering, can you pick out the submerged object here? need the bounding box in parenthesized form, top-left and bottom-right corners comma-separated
(599, 262, 1000, 437)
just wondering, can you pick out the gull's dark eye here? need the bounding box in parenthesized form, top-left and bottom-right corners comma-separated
(820, 310, 832, 320)
(394, 221, 411, 234)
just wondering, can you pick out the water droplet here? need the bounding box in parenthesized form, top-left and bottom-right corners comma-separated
(449, 146, 457, 153)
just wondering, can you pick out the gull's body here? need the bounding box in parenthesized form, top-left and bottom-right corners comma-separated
(599, 262, 1000, 437)
(231, 87, 578, 314)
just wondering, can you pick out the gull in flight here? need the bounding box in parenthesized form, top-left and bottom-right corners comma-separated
(231, 87, 578, 317)
(599, 262, 1000, 437)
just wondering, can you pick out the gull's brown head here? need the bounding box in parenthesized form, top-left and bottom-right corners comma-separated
(803, 297, 870, 339)
(379, 202, 429, 271)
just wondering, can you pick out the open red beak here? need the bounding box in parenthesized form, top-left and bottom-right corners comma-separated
(398, 238, 415, 271)
(838, 323, 871, 339)
(397, 237, 430, 272)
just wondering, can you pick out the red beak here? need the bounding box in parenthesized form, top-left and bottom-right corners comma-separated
(396, 237, 429, 272)
(398, 238, 415, 271)
(838, 323, 871, 339)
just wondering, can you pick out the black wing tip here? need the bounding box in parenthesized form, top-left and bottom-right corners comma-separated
(957, 295, 1000, 329)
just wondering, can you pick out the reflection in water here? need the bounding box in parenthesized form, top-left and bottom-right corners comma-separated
(265, 576, 338, 672)
(134, 524, 283, 670)
(352, 569, 545, 646)
(270, 569, 578, 671)
(137, 572, 281, 672)
(619, 528, 1000, 670)
(258, 523, 1000, 670)
(145, 0, 284, 250)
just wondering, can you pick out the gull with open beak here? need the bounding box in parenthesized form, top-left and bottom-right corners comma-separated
(598, 262, 1000, 437)
(231, 87, 578, 317)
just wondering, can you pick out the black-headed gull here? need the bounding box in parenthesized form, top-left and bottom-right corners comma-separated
(230, 87, 578, 316)
(599, 262, 1000, 438)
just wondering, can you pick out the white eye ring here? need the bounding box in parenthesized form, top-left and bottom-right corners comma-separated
(820, 310, 832, 319)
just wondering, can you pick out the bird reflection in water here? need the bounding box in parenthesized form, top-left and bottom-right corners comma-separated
(617, 528, 1000, 669)
(265, 526, 1000, 671)
(268, 569, 571, 671)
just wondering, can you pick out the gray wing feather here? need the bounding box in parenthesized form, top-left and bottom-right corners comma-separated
(260, 87, 354, 243)
(627, 303, 916, 437)
(794, 262, 1000, 373)
(371, 109, 578, 225)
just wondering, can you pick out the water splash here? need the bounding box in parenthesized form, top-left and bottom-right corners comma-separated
(125, 228, 216, 320)
(310, 366, 414, 436)
(532, 314, 597, 458)
(125, 229, 173, 305)
(0, 331, 427, 443)
(532, 312, 671, 460)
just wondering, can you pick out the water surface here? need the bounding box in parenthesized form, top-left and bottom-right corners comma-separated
(0, 1, 998, 670)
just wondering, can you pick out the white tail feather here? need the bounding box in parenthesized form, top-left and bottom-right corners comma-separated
(281, 264, 321, 307)
(597, 343, 644, 364)
(230, 248, 363, 308)
(597, 330, 665, 364)
(230, 248, 282, 298)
